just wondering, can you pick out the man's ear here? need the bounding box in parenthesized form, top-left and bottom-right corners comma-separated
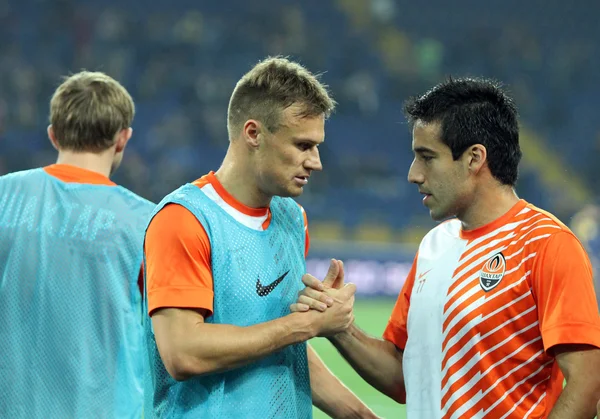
(466, 144, 487, 175)
(47, 125, 59, 150)
(242, 120, 262, 149)
(115, 128, 132, 153)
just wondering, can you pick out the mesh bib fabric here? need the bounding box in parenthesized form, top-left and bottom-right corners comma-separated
(143, 184, 311, 419)
(0, 168, 154, 419)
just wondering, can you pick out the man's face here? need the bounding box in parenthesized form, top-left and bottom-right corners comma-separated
(407, 120, 472, 221)
(255, 106, 325, 199)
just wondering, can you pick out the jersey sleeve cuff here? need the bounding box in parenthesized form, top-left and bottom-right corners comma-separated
(382, 320, 408, 350)
(542, 322, 600, 352)
(148, 286, 214, 316)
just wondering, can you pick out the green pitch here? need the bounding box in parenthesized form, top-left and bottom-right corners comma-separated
(311, 298, 407, 419)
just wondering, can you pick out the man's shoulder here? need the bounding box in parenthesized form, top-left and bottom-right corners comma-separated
(503, 203, 576, 252)
(0, 167, 44, 183)
(159, 183, 208, 205)
(484, 203, 577, 254)
(148, 183, 216, 230)
(112, 186, 155, 212)
(523, 202, 571, 233)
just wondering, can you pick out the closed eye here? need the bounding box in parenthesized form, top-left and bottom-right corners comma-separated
(413, 147, 437, 162)
(297, 142, 314, 151)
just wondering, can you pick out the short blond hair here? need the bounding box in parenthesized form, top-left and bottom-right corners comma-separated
(227, 56, 336, 138)
(50, 71, 135, 152)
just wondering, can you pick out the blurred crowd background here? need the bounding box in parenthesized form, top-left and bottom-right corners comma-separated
(3, 1, 600, 416)
(1, 0, 599, 305)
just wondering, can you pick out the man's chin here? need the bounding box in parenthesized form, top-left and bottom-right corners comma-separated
(429, 207, 448, 222)
(269, 186, 303, 199)
(285, 187, 304, 198)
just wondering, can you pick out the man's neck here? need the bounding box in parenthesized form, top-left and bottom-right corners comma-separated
(214, 154, 271, 209)
(56, 151, 113, 178)
(459, 185, 520, 231)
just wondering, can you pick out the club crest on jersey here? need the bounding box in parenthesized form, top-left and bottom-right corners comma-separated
(480, 252, 506, 292)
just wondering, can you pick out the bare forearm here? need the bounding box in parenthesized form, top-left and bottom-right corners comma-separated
(168, 312, 314, 379)
(329, 324, 405, 403)
(549, 381, 600, 419)
(308, 345, 375, 418)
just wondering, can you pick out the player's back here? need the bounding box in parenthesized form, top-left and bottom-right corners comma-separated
(0, 165, 155, 419)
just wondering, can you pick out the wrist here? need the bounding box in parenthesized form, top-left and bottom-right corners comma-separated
(340, 403, 374, 419)
(354, 405, 376, 419)
(328, 322, 355, 345)
(286, 311, 318, 342)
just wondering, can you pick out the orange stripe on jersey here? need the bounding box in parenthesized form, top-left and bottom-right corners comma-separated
(458, 200, 528, 241)
(386, 199, 600, 418)
(198, 172, 269, 217)
(147, 172, 312, 317)
(441, 233, 561, 367)
(438, 204, 590, 419)
(44, 164, 116, 186)
(192, 172, 273, 229)
(443, 215, 561, 335)
(191, 175, 210, 189)
(191, 172, 309, 255)
(261, 211, 273, 231)
(446, 211, 545, 297)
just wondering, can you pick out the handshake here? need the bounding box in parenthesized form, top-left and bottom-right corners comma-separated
(290, 259, 357, 338)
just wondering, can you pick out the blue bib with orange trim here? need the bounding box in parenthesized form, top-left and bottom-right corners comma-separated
(142, 183, 311, 419)
(0, 168, 154, 419)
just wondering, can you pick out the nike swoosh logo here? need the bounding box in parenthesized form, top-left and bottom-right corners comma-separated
(418, 269, 432, 279)
(256, 270, 290, 297)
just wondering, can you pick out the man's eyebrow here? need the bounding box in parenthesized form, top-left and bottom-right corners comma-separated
(413, 146, 437, 154)
(293, 137, 323, 145)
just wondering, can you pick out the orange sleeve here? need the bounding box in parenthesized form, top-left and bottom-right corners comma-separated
(531, 231, 600, 352)
(144, 203, 214, 316)
(382, 252, 418, 350)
